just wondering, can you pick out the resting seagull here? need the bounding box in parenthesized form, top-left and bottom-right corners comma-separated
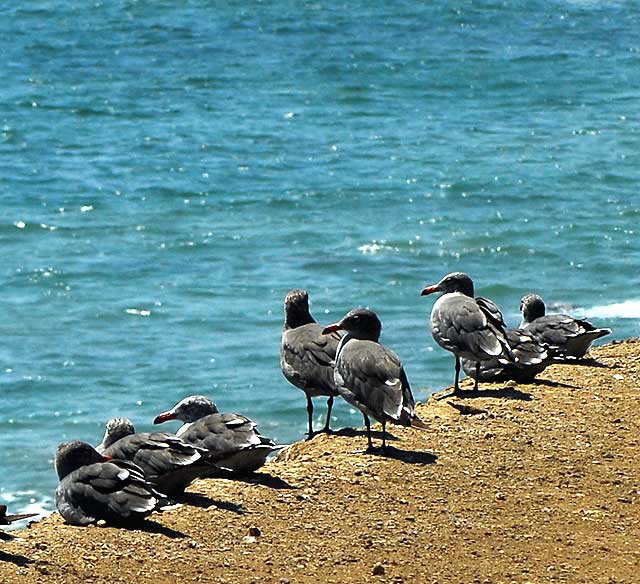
(421, 272, 511, 393)
(154, 395, 282, 475)
(280, 289, 343, 438)
(322, 308, 427, 451)
(55, 441, 160, 526)
(519, 293, 611, 359)
(97, 417, 211, 496)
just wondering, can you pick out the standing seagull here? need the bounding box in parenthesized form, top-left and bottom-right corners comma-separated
(461, 327, 552, 383)
(421, 272, 511, 394)
(322, 308, 427, 451)
(55, 441, 160, 526)
(154, 395, 282, 475)
(280, 289, 343, 438)
(97, 418, 211, 496)
(520, 293, 611, 358)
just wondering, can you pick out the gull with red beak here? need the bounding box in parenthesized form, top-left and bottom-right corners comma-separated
(154, 395, 283, 475)
(322, 308, 427, 452)
(421, 272, 511, 394)
(55, 440, 160, 526)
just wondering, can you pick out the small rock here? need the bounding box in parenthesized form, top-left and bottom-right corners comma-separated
(248, 526, 261, 537)
(96, 519, 107, 527)
(495, 492, 507, 501)
(373, 563, 386, 576)
(280, 579, 290, 584)
(242, 536, 258, 544)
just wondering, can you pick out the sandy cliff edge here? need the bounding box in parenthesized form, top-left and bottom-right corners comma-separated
(1, 340, 639, 584)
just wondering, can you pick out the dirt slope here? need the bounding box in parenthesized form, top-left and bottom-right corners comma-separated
(1, 340, 639, 584)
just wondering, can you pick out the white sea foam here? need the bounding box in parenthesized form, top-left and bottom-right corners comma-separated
(577, 300, 640, 320)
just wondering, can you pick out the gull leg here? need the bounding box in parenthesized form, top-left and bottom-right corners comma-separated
(474, 362, 481, 392)
(305, 395, 315, 440)
(454, 356, 462, 394)
(363, 414, 374, 451)
(381, 419, 387, 452)
(320, 395, 334, 434)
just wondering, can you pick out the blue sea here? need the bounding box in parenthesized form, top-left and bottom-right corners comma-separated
(2, 0, 639, 519)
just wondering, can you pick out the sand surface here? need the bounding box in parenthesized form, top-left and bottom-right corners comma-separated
(1, 340, 639, 583)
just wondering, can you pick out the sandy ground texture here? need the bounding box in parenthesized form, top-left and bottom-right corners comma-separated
(1, 340, 639, 584)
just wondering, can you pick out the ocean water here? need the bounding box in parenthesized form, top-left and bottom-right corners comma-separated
(1, 0, 639, 519)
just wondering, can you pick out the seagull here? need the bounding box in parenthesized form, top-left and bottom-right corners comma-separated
(0, 505, 37, 541)
(280, 289, 343, 438)
(97, 417, 212, 496)
(421, 272, 511, 393)
(519, 293, 612, 358)
(55, 441, 160, 526)
(153, 395, 283, 475)
(322, 308, 427, 451)
(461, 327, 552, 383)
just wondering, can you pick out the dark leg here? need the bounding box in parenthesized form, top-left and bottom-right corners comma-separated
(454, 356, 461, 393)
(320, 395, 334, 434)
(363, 413, 374, 450)
(381, 419, 387, 451)
(474, 362, 480, 392)
(305, 395, 314, 440)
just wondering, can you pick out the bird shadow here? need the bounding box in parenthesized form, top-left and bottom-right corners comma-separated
(435, 387, 533, 402)
(230, 472, 297, 491)
(366, 445, 438, 465)
(552, 357, 613, 369)
(334, 427, 400, 442)
(532, 378, 580, 389)
(177, 492, 246, 515)
(122, 519, 187, 539)
(0, 549, 34, 567)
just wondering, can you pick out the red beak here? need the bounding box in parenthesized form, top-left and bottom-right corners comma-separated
(101, 455, 113, 462)
(420, 285, 439, 296)
(153, 411, 176, 424)
(322, 323, 343, 335)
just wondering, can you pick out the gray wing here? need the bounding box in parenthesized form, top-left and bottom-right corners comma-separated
(56, 460, 158, 526)
(462, 328, 551, 382)
(432, 295, 506, 359)
(335, 340, 415, 426)
(280, 323, 342, 395)
(179, 413, 277, 474)
(103, 432, 205, 483)
(525, 315, 611, 357)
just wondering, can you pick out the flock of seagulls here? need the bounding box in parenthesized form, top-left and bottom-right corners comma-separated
(280, 272, 611, 446)
(53, 396, 282, 526)
(3, 272, 611, 532)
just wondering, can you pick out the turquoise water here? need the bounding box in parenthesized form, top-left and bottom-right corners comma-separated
(2, 1, 639, 517)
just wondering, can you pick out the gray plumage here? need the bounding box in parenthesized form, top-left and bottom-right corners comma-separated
(55, 441, 160, 526)
(98, 418, 211, 496)
(421, 272, 511, 393)
(462, 327, 552, 383)
(322, 308, 427, 451)
(280, 289, 343, 437)
(154, 395, 281, 475)
(520, 294, 611, 358)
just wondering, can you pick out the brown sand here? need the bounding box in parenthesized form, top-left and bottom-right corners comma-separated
(1, 340, 639, 583)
